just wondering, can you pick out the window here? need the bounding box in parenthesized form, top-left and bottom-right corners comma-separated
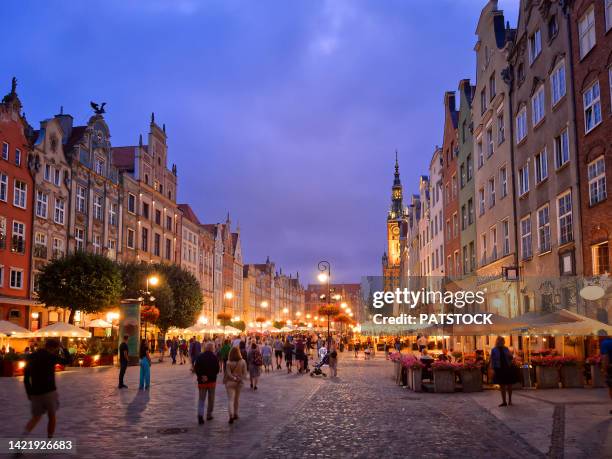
(521, 216, 532, 260)
(532, 86, 545, 126)
(76, 186, 87, 213)
(583, 81, 602, 133)
(500, 167, 508, 198)
(489, 73, 496, 100)
(1, 142, 8, 160)
(36, 191, 48, 218)
(537, 205, 551, 253)
(0, 172, 7, 201)
(154, 233, 161, 257)
(460, 164, 465, 188)
(488, 177, 495, 208)
(466, 154, 473, 180)
(446, 220, 451, 241)
(480, 88, 487, 114)
(44, 164, 51, 181)
(607, 0, 612, 31)
(75, 228, 84, 251)
(9, 269, 23, 289)
(588, 156, 606, 205)
(453, 213, 458, 237)
(109, 203, 118, 226)
(0, 216, 5, 248)
(557, 191, 573, 245)
(535, 149, 548, 184)
(92, 234, 101, 254)
(528, 29, 542, 64)
(141, 227, 149, 251)
(94, 157, 105, 175)
(468, 198, 474, 225)
(107, 239, 116, 259)
(127, 228, 135, 249)
(142, 202, 150, 219)
(490, 226, 498, 259)
(548, 14, 558, 39)
(54, 198, 65, 225)
(592, 242, 610, 274)
(497, 113, 505, 144)
(15, 149, 21, 166)
(452, 174, 457, 198)
(12, 221, 25, 254)
(13, 180, 26, 208)
(551, 62, 566, 106)
(579, 7, 596, 58)
(486, 127, 494, 157)
(165, 238, 172, 260)
(155, 209, 161, 225)
(519, 165, 530, 195)
(127, 193, 136, 214)
(554, 129, 570, 168)
(516, 108, 527, 143)
(502, 219, 510, 256)
(93, 194, 103, 220)
(479, 188, 485, 216)
(461, 205, 467, 231)
(481, 233, 488, 265)
(53, 168, 60, 186)
(35, 233, 47, 258)
(477, 141, 484, 168)
(52, 238, 64, 258)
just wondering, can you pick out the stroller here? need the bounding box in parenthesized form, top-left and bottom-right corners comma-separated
(310, 352, 329, 377)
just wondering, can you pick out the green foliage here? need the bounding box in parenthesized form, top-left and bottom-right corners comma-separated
(155, 263, 202, 330)
(37, 252, 123, 323)
(272, 320, 286, 329)
(233, 320, 246, 331)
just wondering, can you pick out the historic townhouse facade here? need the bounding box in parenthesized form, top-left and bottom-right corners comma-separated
(199, 224, 215, 321)
(458, 80, 477, 281)
(442, 92, 461, 279)
(273, 271, 304, 321)
(473, 1, 519, 316)
(60, 108, 121, 261)
(0, 79, 34, 329)
(112, 115, 179, 264)
(305, 283, 361, 324)
(429, 147, 445, 280)
(510, 0, 583, 314)
(201, 223, 224, 322)
(242, 259, 275, 323)
(231, 230, 244, 320)
(177, 204, 201, 280)
(29, 116, 71, 327)
(571, 0, 612, 323)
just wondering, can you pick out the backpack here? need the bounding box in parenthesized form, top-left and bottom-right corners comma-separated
(252, 349, 263, 366)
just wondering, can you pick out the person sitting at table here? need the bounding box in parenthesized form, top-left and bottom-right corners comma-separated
(438, 349, 450, 361)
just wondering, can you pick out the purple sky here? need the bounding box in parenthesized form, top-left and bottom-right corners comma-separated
(1, 0, 518, 283)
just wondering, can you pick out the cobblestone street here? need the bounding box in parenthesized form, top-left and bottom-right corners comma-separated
(1, 354, 610, 458)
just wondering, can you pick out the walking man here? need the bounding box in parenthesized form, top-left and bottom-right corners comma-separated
(118, 335, 129, 388)
(194, 342, 220, 424)
(22, 339, 72, 438)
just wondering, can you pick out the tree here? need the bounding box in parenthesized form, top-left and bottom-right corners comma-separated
(37, 252, 123, 324)
(156, 263, 202, 330)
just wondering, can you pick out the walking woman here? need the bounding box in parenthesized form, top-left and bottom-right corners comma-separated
(283, 338, 294, 373)
(247, 342, 263, 389)
(223, 347, 247, 424)
(261, 340, 273, 373)
(274, 338, 284, 370)
(139, 339, 151, 390)
(490, 336, 517, 407)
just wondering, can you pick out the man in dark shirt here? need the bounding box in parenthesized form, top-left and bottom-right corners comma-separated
(118, 335, 129, 389)
(22, 338, 71, 438)
(193, 342, 220, 424)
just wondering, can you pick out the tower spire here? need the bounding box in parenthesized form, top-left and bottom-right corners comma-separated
(393, 150, 401, 186)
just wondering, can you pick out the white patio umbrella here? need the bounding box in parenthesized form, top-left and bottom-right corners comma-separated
(0, 320, 31, 337)
(87, 319, 113, 328)
(223, 326, 241, 335)
(32, 322, 91, 338)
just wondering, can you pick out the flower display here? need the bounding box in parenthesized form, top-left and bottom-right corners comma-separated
(400, 355, 425, 369)
(431, 361, 459, 371)
(531, 355, 578, 367)
(456, 359, 482, 371)
(586, 355, 602, 366)
(388, 351, 401, 362)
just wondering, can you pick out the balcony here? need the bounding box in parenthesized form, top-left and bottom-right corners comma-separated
(11, 236, 25, 254)
(33, 244, 48, 259)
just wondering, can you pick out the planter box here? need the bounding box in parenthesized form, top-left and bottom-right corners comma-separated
(400, 367, 408, 387)
(591, 365, 605, 388)
(460, 369, 482, 392)
(535, 366, 559, 389)
(560, 365, 583, 388)
(433, 369, 455, 393)
(409, 367, 422, 392)
(393, 361, 401, 384)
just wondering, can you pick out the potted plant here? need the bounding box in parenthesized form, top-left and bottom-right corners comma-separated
(531, 356, 560, 389)
(432, 361, 456, 393)
(401, 355, 425, 392)
(558, 357, 582, 388)
(458, 360, 483, 392)
(586, 355, 604, 388)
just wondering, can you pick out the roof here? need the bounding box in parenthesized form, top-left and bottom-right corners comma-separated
(178, 203, 201, 225)
(111, 146, 136, 170)
(64, 125, 86, 151)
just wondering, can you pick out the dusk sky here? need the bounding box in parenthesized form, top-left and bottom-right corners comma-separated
(1, 0, 518, 283)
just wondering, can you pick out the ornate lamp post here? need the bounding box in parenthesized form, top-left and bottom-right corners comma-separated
(139, 275, 159, 341)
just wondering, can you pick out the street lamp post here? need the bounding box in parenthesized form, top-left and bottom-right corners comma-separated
(139, 275, 159, 341)
(317, 260, 332, 346)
